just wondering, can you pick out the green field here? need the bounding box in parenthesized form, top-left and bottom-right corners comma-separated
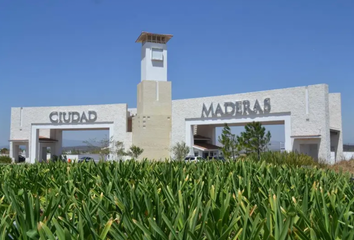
(0, 160, 353, 239)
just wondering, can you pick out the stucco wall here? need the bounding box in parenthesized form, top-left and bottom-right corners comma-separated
(141, 42, 167, 81)
(133, 80, 172, 160)
(63, 154, 106, 162)
(328, 93, 343, 161)
(10, 104, 130, 162)
(171, 84, 333, 162)
(329, 93, 342, 130)
(11, 104, 128, 140)
(343, 152, 354, 160)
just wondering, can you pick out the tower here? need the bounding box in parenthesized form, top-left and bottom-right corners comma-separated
(138, 32, 172, 81)
(132, 32, 173, 160)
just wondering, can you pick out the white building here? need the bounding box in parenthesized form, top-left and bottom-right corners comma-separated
(9, 32, 343, 164)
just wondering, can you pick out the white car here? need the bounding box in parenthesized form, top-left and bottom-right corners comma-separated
(78, 156, 95, 163)
(184, 156, 205, 162)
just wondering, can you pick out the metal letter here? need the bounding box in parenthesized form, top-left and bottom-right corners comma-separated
(88, 111, 97, 122)
(49, 112, 59, 123)
(224, 102, 235, 117)
(253, 100, 263, 114)
(202, 103, 214, 118)
(80, 112, 88, 123)
(215, 103, 224, 117)
(71, 112, 80, 124)
(264, 98, 271, 113)
(243, 100, 254, 115)
(236, 101, 243, 115)
(62, 112, 71, 123)
(59, 112, 63, 123)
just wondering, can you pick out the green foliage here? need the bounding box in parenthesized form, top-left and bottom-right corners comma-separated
(70, 148, 81, 155)
(83, 136, 111, 159)
(0, 155, 12, 164)
(171, 141, 190, 161)
(114, 141, 126, 160)
(84, 137, 129, 161)
(51, 155, 67, 163)
(0, 160, 353, 239)
(127, 145, 144, 159)
(218, 123, 239, 161)
(237, 121, 271, 160)
(0, 148, 9, 154)
(249, 151, 320, 167)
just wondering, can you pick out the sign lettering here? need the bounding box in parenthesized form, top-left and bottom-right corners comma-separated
(49, 111, 97, 124)
(202, 98, 271, 118)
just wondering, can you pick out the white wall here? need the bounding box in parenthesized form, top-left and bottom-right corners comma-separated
(44, 154, 106, 162)
(331, 151, 354, 162)
(10, 83, 343, 164)
(329, 93, 343, 161)
(63, 154, 105, 162)
(171, 84, 338, 163)
(141, 42, 167, 81)
(10, 104, 131, 163)
(343, 152, 354, 160)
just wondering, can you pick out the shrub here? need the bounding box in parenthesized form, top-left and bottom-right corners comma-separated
(0, 156, 12, 164)
(0, 148, 9, 154)
(127, 145, 144, 159)
(50, 155, 67, 162)
(171, 141, 189, 161)
(51, 155, 58, 162)
(248, 151, 318, 167)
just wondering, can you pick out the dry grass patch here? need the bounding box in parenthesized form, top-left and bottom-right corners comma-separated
(329, 158, 354, 176)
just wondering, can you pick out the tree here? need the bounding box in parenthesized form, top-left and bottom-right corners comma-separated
(0, 148, 9, 154)
(237, 121, 271, 160)
(113, 141, 126, 160)
(83, 136, 111, 160)
(218, 123, 239, 161)
(127, 145, 144, 159)
(71, 148, 81, 155)
(171, 141, 190, 161)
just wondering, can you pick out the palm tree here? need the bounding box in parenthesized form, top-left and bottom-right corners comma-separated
(127, 145, 144, 159)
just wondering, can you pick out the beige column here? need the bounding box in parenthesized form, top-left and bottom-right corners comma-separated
(132, 80, 172, 160)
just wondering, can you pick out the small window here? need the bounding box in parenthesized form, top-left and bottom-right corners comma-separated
(151, 48, 163, 61)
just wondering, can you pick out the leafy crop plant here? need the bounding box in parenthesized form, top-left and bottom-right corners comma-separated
(0, 160, 353, 239)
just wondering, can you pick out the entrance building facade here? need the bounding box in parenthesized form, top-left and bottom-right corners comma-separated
(9, 32, 343, 164)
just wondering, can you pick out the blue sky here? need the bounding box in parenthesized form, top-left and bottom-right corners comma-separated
(1, 0, 353, 147)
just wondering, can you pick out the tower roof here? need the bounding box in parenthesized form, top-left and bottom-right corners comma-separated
(135, 32, 173, 44)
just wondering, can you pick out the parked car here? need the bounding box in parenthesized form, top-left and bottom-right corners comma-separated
(206, 156, 225, 161)
(78, 156, 95, 163)
(184, 156, 205, 162)
(18, 155, 25, 163)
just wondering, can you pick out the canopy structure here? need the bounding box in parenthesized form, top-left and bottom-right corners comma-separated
(135, 31, 173, 44)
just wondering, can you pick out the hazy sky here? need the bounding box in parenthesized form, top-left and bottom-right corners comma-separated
(1, 0, 353, 146)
